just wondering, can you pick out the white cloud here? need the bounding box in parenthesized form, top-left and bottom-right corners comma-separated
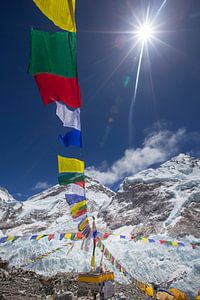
(33, 181, 51, 191)
(86, 129, 186, 186)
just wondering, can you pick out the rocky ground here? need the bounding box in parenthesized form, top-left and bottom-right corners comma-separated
(0, 258, 150, 300)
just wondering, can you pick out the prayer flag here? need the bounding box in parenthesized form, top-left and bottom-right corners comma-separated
(178, 242, 184, 247)
(59, 129, 82, 148)
(76, 232, 83, 239)
(72, 208, 87, 219)
(36, 235, 46, 241)
(7, 236, 15, 242)
(60, 233, 65, 240)
(33, 0, 76, 32)
(78, 216, 89, 232)
(56, 102, 81, 130)
(29, 29, 76, 77)
(148, 238, 156, 243)
(65, 233, 72, 239)
(0, 237, 7, 243)
(35, 74, 81, 108)
(48, 234, 55, 241)
(74, 181, 85, 188)
(172, 241, 178, 247)
(58, 173, 85, 185)
(120, 235, 126, 239)
(65, 194, 85, 206)
(67, 183, 85, 196)
(141, 237, 148, 243)
(58, 156, 84, 173)
(82, 223, 91, 236)
(70, 200, 87, 215)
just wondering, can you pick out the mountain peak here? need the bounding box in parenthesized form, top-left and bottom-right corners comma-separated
(0, 186, 15, 203)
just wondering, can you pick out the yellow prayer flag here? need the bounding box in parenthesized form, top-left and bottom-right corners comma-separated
(91, 255, 95, 268)
(142, 237, 148, 243)
(7, 236, 15, 241)
(33, 0, 76, 32)
(65, 233, 72, 239)
(79, 217, 89, 231)
(36, 235, 43, 241)
(58, 155, 84, 173)
(100, 242, 104, 252)
(172, 241, 178, 247)
(70, 200, 86, 215)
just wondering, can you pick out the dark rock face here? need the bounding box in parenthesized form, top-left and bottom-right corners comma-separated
(101, 175, 200, 238)
(168, 202, 200, 238)
(101, 181, 174, 236)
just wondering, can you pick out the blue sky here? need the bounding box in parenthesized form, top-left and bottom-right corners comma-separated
(0, 0, 200, 200)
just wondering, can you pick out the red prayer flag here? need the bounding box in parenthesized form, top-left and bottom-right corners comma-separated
(72, 208, 87, 219)
(48, 234, 55, 241)
(35, 73, 82, 108)
(74, 181, 85, 188)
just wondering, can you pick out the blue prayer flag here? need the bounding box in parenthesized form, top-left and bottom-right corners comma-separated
(65, 194, 85, 206)
(60, 233, 65, 240)
(120, 235, 126, 239)
(0, 237, 7, 243)
(82, 224, 90, 236)
(59, 129, 82, 148)
(149, 238, 156, 243)
(178, 242, 185, 247)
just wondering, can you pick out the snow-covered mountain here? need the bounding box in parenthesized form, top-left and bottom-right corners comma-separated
(103, 153, 200, 238)
(0, 154, 200, 298)
(0, 178, 114, 235)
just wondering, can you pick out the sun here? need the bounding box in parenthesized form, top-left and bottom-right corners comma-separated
(135, 22, 155, 43)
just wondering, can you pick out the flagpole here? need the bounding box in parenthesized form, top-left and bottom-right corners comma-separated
(90, 216, 97, 270)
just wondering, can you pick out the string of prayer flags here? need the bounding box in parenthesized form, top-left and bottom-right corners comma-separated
(58, 156, 84, 174)
(1, 232, 200, 250)
(59, 129, 82, 148)
(30, 1, 91, 240)
(65, 193, 89, 227)
(97, 239, 132, 280)
(28, 29, 81, 108)
(65, 193, 90, 236)
(20, 242, 74, 268)
(33, 0, 76, 32)
(56, 102, 81, 130)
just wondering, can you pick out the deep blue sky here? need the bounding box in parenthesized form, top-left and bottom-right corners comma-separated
(0, 0, 200, 200)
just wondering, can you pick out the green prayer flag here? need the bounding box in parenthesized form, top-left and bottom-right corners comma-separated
(58, 173, 85, 185)
(28, 29, 77, 78)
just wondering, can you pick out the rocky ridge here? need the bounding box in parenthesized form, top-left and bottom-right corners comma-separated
(102, 154, 200, 238)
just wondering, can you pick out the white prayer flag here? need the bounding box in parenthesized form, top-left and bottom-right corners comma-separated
(56, 102, 81, 130)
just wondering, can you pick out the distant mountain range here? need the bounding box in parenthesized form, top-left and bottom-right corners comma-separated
(0, 153, 200, 298)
